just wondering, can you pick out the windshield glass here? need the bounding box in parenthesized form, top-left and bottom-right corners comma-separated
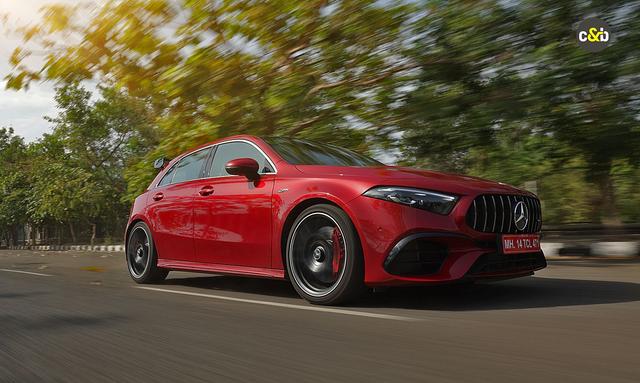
(264, 137, 383, 167)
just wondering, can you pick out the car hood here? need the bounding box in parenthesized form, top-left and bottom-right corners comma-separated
(294, 165, 530, 196)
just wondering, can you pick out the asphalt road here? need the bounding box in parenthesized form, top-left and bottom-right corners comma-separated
(1, 250, 639, 383)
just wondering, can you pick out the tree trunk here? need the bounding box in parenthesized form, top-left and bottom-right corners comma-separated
(90, 223, 97, 246)
(596, 171, 621, 225)
(69, 222, 77, 243)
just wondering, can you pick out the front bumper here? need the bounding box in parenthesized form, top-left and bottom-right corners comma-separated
(346, 195, 546, 286)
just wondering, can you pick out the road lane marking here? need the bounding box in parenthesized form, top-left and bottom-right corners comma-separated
(135, 286, 418, 321)
(0, 268, 53, 277)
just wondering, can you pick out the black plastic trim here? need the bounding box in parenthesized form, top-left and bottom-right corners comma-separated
(384, 232, 468, 270)
(467, 250, 547, 276)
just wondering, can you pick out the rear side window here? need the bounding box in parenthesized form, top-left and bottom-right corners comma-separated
(157, 165, 176, 187)
(208, 142, 274, 177)
(158, 148, 211, 186)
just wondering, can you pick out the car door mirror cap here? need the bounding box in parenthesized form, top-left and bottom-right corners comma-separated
(225, 158, 260, 180)
(153, 157, 170, 170)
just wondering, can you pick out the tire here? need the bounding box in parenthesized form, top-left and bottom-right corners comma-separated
(126, 221, 169, 284)
(286, 204, 365, 305)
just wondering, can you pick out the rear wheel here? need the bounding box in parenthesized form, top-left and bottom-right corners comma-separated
(286, 204, 365, 305)
(126, 222, 168, 283)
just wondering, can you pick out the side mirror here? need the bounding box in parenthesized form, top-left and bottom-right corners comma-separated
(153, 157, 170, 170)
(225, 158, 259, 180)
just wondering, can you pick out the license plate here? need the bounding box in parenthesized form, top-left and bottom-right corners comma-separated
(500, 234, 541, 254)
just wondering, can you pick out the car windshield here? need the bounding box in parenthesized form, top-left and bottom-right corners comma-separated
(264, 137, 384, 167)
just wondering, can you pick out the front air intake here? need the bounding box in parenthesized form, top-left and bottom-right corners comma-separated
(384, 239, 448, 276)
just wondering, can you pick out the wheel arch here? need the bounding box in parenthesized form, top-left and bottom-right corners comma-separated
(124, 217, 150, 253)
(279, 197, 365, 278)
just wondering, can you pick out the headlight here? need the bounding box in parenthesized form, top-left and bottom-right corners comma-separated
(363, 186, 458, 215)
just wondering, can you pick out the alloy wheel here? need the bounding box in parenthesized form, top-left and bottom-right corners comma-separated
(127, 226, 151, 278)
(288, 212, 347, 297)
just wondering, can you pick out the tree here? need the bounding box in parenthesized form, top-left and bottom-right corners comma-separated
(4, 0, 640, 224)
(6, 0, 416, 199)
(0, 128, 29, 245)
(45, 83, 157, 206)
(33, 83, 156, 242)
(0, 84, 156, 245)
(398, 0, 640, 222)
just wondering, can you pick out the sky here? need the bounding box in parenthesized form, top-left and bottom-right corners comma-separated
(0, 0, 79, 142)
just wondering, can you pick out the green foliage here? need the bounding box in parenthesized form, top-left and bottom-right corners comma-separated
(397, 0, 640, 222)
(611, 160, 640, 222)
(27, 162, 97, 224)
(0, 129, 29, 235)
(2, 0, 640, 227)
(5, 0, 416, 199)
(0, 83, 155, 243)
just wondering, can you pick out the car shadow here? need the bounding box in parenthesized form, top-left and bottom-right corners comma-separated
(162, 275, 299, 299)
(163, 274, 640, 311)
(547, 258, 640, 268)
(355, 277, 640, 311)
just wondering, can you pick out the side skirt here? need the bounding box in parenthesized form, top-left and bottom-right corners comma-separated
(157, 260, 286, 280)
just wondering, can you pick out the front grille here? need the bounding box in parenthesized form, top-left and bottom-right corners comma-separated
(466, 194, 542, 233)
(468, 251, 546, 276)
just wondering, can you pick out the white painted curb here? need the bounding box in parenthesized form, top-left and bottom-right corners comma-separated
(4, 245, 125, 252)
(3, 241, 639, 257)
(540, 242, 564, 257)
(590, 242, 639, 257)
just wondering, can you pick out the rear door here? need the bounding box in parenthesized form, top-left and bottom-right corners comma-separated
(146, 147, 212, 262)
(193, 141, 276, 267)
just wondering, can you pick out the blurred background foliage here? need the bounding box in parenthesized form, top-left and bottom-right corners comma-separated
(1, 0, 639, 244)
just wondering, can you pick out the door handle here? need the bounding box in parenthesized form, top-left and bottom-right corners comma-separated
(199, 186, 214, 196)
(152, 192, 164, 201)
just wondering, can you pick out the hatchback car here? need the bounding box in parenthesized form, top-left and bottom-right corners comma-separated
(126, 135, 545, 305)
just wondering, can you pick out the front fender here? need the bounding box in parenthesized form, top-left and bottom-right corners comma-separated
(270, 177, 369, 270)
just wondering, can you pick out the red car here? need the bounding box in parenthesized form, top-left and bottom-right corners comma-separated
(126, 135, 545, 305)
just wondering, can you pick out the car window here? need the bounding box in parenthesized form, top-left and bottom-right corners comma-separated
(169, 148, 211, 184)
(263, 137, 383, 166)
(157, 165, 176, 187)
(208, 142, 274, 177)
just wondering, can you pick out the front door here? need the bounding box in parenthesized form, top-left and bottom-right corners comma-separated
(193, 141, 276, 267)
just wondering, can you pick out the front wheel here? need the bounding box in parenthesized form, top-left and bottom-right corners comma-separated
(286, 204, 365, 305)
(126, 222, 169, 283)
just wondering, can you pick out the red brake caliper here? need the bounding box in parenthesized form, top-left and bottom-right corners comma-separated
(331, 228, 344, 279)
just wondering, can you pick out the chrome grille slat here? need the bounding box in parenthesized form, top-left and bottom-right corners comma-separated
(472, 200, 477, 229)
(491, 196, 497, 232)
(506, 196, 513, 233)
(523, 196, 529, 233)
(466, 194, 542, 234)
(536, 198, 542, 231)
(527, 197, 534, 233)
(499, 195, 505, 232)
(534, 200, 542, 231)
(522, 196, 529, 233)
(482, 196, 488, 232)
(519, 196, 527, 233)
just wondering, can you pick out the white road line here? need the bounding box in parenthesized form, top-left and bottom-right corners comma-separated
(135, 286, 418, 321)
(0, 268, 53, 277)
